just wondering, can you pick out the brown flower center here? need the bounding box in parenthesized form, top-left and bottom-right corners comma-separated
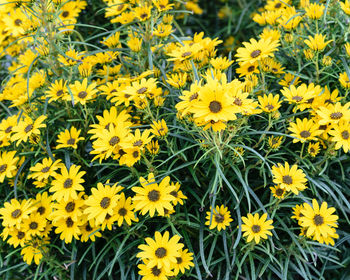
(25, 124, 33, 133)
(250, 50, 261, 58)
(17, 231, 25, 239)
(265, 104, 274, 111)
(313, 214, 324, 226)
(181, 51, 192, 58)
(234, 98, 242, 106)
(300, 130, 311, 138)
(251, 224, 261, 233)
(151, 266, 161, 276)
(275, 3, 282, 8)
(100, 197, 111, 209)
(275, 188, 284, 196)
(133, 140, 143, 147)
(29, 222, 38, 230)
(137, 87, 147, 94)
(11, 209, 21, 218)
(85, 224, 93, 231)
(189, 93, 198, 101)
(14, 19, 22, 26)
(41, 167, 50, 173)
(66, 217, 74, 227)
(109, 136, 120, 146)
(78, 91, 88, 99)
(62, 11, 69, 18)
(209, 101, 222, 113)
(176, 257, 183, 264)
(330, 112, 343, 120)
(148, 190, 160, 202)
(341, 130, 349, 140)
(247, 66, 255, 72)
(214, 214, 225, 223)
(56, 90, 64, 97)
(5, 126, 13, 133)
(132, 150, 139, 158)
(65, 202, 75, 212)
(282, 175, 293, 185)
(0, 164, 7, 173)
(37, 206, 45, 215)
(140, 13, 148, 19)
(63, 178, 73, 188)
(155, 247, 167, 258)
(292, 96, 303, 102)
(118, 208, 127, 216)
(67, 138, 76, 145)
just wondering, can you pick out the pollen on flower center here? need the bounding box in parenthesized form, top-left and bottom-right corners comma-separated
(300, 130, 311, 138)
(189, 93, 198, 101)
(109, 136, 120, 146)
(248, 66, 255, 72)
(78, 91, 88, 99)
(313, 214, 324, 225)
(11, 209, 21, 218)
(64, 178, 73, 188)
(251, 224, 261, 233)
(25, 124, 33, 133)
(341, 130, 349, 140)
(250, 50, 261, 58)
(215, 214, 225, 223)
(0, 164, 7, 173)
(85, 224, 92, 231)
(282, 175, 293, 185)
(62, 11, 69, 18)
(330, 112, 343, 120)
(265, 104, 274, 111)
(155, 247, 167, 258)
(209, 101, 222, 113)
(100, 197, 111, 209)
(234, 98, 243, 106)
(65, 202, 75, 212)
(29, 222, 38, 229)
(148, 190, 160, 202)
(67, 138, 76, 145)
(151, 266, 161, 276)
(118, 207, 127, 216)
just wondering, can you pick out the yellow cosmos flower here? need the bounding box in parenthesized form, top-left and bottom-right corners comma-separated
(137, 231, 184, 269)
(205, 205, 233, 231)
(56, 126, 84, 149)
(271, 162, 307, 194)
(241, 213, 274, 244)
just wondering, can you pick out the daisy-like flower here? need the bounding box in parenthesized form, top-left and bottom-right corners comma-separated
(169, 182, 187, 206)
(268, 136, 283, 149)
(138, 259, 173, 280)
(29, 158, 63, 181)
(316, 102, 350, 125)
(130, 129, 153, 150)
(79, 220, 102, 242)
(53, 216, 83, 243)
(58, 48, 84, 66)
(241, 213, 274, 244)
(236, 61, 260, 77)
(299, 199, 339, 241)
(205, 205, 233, 231)
(150, 119, 168, 137)
(84, 182, 123, 225)
(305, 3, 325, 19)
(235, 38, 280, 65)
(21, 237, 49, 265)
(270, 185, 286, 199)
(258, 93, 281, 113)
(271, 162, 307, 194)
(137, 231, 184, 269)
(308, 142, 321, 157)
(3, 8, 26, 37)
(288, 118, 321, 143)
(171, 248, 194, 275)
(32, 192, 52, 219)
(281, 84, 315, 105)
(45, 80, 70, 103)
(11, 116, 47, 146)
(5, 226, 29, 248)
(146, 140, 160, 155)
(49, 164, 86, 201)
(0, 151, 19, 183)
(50, 193, 85, 222)
(114, 192, 138, 226)
(0, 199, 34, 229)
(132, 173, 175, 217)
(304, 34, 332, 52)
(69, 78, 98, 105)
(56, 126, 84, 149)
(167, 42, 203, 62)
(340, 0, 350, 15)
(134, 5, 152, 21)
(329, 121, 350, 152)
(291, 204, 305, 225)
(22, 212, 47, 237)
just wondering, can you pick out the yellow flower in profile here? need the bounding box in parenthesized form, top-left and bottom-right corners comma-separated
(258, 93, 281, 113)
(146, 140, 160, 155)
(79, 220, 102, 242)
(58, 48, 84, 66)
(329, 121, 350, 152)
(308, 142, 320, 157)
(271, 162, 307, 194)
(49, 164, 86, 201)
(127, 35, 143, 52)
(268, 136, 283, 150)
(345, 43, 350, 57)
(166, 72, 187, 89)
(299, 199, 338, 241)
(236, 62, 259, 77)
(291, 204, 305, 225)
(288, 118, 321, 143)
(241, 213, 274, 244)
(169, 182, 187, 206)
(270, 185, 286, 199)
(305, 3, 325, 19)
(0, 151, 19, 183)
(279, 73, 300, 87)
(340, 0, 350, 15)
(70, 78, 98, 105)
(167, 43, 203, 62)
(137, 231, 184, 269)
(150, 119, 168, 137)
(132, 173, 175, 217)
(278, 7, 302, 30)
(339, 72, 350, 88)
(56, 126, 84, 149)
(21, 238, 49, 265)
(259, 28, 280, 42)
(153, 23, 173, 38)
(205, 205, 233, 231)
(0, 199, 34, 229)
(235, 38, 280, 65)
(304, 34, 332, 51)
(11, 115, 47, 146)
(84, 182, 123, 225)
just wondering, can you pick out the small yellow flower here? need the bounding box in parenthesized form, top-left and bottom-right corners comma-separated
(150, 119, 168, 137)
(339, 72, 350, 88)
(56, 126, 84, 149)
(305, 3, 325, 20)
(304, 34, 332, 52)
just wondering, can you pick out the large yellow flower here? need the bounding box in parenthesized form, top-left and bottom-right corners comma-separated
(11, 115, 47, 146)
(69, 78, 98, 105)
(56, 126, 84, 150)
(288, 118, 321, 143)
(0, 198, 34, 229)
(29, 158, 63, 181)
(53, 216, 83, 243)
(316, 102, 350, 125)
(329, 121, 350, 152)
(304, 34, 332, 51)
(241, 213, 274, 244)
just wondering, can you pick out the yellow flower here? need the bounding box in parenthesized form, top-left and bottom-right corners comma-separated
(278, 7, 302, 30)
(79, 220, 102, 242)
(53, 216, 83, 243)
(268, 136, 283, 149)
(205, 205, 233, 231)
(279, 73, 300, 87)
(308, 142, 320, 157)
(138, 259, 174, 279)
(127, 35, 143, 52)
(166, 72, 187, 88)
(113, 192, 138, 226)
(22, 212, 47, 237)
(169, 182, 187, 206)
(11, 115, 47, 146)
(236, 61, 259, 77)
(210, 57, 233, 70)
(56, 126, 84, 149)
(339, 72, 350, 88)
(146, 140, 160, 155)
(3, 8, 26, 37)
(153, 23, 173, 38)
(58, 48, 84, 66)
(21, 237, 49, 265)
(0, 198, 34, 229)
(258, 93, 281, 113)
(316, 102, 350, 125)
(270, 185, 286, 199)
(304, 34, 332, 51)
(241, 213, 274, 244)
(281, 84, 315, 105)
(150, 119, 168, 137)
(69, 78, 98, 105)
(340, 0, 350, 15)
(259, 28, 280, 42)
(0, 151, 19, 183)
(288, 118, 321, 143)
(134, 5, 152, 21)
(291, 204, 305, 225)
(271, 162, 307, 194)
(329, 120, 350, 152)
(29, 158, 63, 181)
(345, 43, 350, 57)
(167, 42, 203, 62)
(50, 193, 85, 223)
(305, 3, 325, 19)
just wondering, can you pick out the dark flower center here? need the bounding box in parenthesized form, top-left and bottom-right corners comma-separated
(148, 190, 160, 202)
(109, 136, 120, 146)
(251, 225, 261, 233)
(25, 124, 33, 133)
(29, 222, 38, 230)
(151, 266, 161, 276)
(62, 11, 69, 18)
(209, 101, 222, 113)
(292, 96, 303, 102)
(300, 130, 311, 138)
(275, 3, 282, 8)
(85, 224, 92, 231)
(17, 231, 25, 239)
(181, 51, 192, 58)
(250, 50, 261, 58)
(214, 214, 225, 223)
(140, 13, 148, 19)
(67, 138, 76, 145)
(64, 178, 73, 188)
(5, 126, 13, 133)
(41, 167, 50, 173)
(132, 150, 139, 158)
(330, 112, 343, 120)
(137, 87, 147, 94)
(65, 202, 75, 212)
(118, 208, 127, 216)
(66, 217, 74, 227)
(275, 188, 284, 196)
(14, 19, 22, 26)
(155, 247, 167, 258)
(56, 90, 64, 96)
(0, 164, 7, 173)
(189, 93, 198, 101)
(313, 214, 324, 226)
(248, 66, 255, 72)
(11, 209, 21, 218)
(100, 197, 111, 209)
(37, 206, 45, 215)
(133, 140, 143, 147)
(282, 175, 293, 185)
(176, 257, 183, 264)
(234, 98, 242, 106)
(78, 91, 88, 99)
(265, 104, 274, 111)
(341, 130, 349, 140)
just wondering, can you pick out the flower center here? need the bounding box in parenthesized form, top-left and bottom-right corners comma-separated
(148, 190, 160, 202)
(118, 208, 127, 216)
(25, 124, 33, 133)
(155, 247, 167, 258)
(313, 214, 324, 226)
(282, 175, 293, 185)
(37, 206, 45, 215)
(330, 112, 343, 120)
(181, 51, 192, 58)
(0, 164, 7, 173)
(62, 11, 69, 18)
(250, 50, 261, 58)
(176, 257, 183, 264)
(100, 197, 111, 209)
(66, 217, 74, 227)
(265, 104, 274, 111)
(234, 98, 242, 106)
(248, 66, 255, 72)
(14, 19, 22, 26)
(275, 188, 284, 196)
(151, 266, 161, 276)
(85, 224, 92, 231)
(5, 126, 13, 133)
(299, 130, 311, 138)
(41, 167, 50, 173)
(64, 178, 73, 188)
(78, 91, 88, 99)
(11, 209, 21, 218)
(341, 130, 349, 140)
(292, 96, 303, 102)
(65, 202, 75, 212)
(67, 138, 76, 145)
(137, 87, 147, 94)
(133, 140, 143, 147)
(56, 90, 64, 96)
(140, 13, 148, 19)
(132, 150, 139, 158)
(189, 93, 198, 101)
(209, 101, 222, 113)
(214, 214, 225, 223)
(109, 136, 120, 146)
(29, 222, 38, 230)
(251, 225, 261, 233)
(17, 231, 25, 239)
